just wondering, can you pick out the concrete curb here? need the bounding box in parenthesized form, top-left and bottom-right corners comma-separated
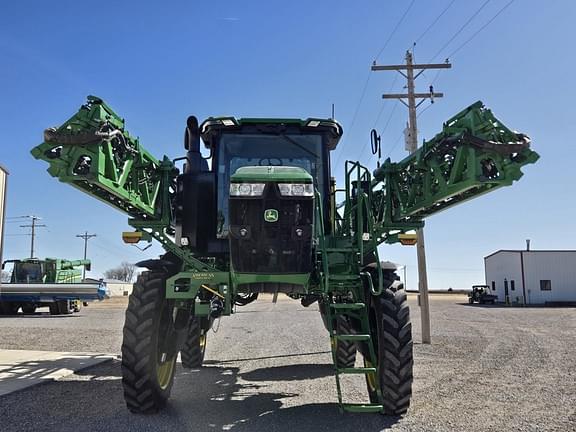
(0, 349, 115, 397)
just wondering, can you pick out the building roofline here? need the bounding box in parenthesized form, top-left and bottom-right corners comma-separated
(484, 249, 576, 260)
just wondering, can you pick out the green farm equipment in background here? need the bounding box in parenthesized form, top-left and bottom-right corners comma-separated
(0, 257, 102, 315)
(31, 96, 538, 415)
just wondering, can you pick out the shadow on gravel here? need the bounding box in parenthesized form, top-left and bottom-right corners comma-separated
(0, 358, 400, 432)
(240, 363, 333, 381)
(0, 311, 80, 319)
(204, 350, 331, 364)
(0, 353, 113, 397)
(460, 303, 576, 309)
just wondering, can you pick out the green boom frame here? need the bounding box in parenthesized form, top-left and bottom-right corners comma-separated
(31, 96, 539, 413)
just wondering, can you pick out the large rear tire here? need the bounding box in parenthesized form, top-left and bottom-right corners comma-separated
(121, 271, 180, 414)
(364, 268, 413, 415)
(49, 303, 60, 315)
(21, 304, 37, 314)
(58, 300, 73, 315)
(0, 301, 19, 315)
(180, 317, 207, 369)
(319, 301, 357, 369)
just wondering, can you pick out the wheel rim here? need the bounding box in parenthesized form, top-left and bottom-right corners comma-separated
(364, 358, 378, 392)
(156, 301, 177, 390)
(156, 354, 176, 390)
(199, 331, 207, 352)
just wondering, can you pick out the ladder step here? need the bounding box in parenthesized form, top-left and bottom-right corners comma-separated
(328, 275, 361, 281)
(326, 247, 355, 252)
(341, 403, 383, 414)
(330, 302, 365, 310)
(338, 367, 377, 374)
(334, 334, 371, 342)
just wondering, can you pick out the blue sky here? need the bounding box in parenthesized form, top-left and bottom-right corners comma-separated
(0, 0, 573, 289)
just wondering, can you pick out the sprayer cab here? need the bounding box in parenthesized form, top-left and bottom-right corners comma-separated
(176, 116, 342, 255)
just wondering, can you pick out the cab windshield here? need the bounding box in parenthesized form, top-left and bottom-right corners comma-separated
(216, 133, 326, 237)
(14, 263, 44, 283)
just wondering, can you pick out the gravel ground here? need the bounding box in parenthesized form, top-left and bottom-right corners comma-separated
(0, 294, 575, 432)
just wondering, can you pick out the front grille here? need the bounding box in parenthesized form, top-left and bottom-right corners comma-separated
(229, 184, 313, 273)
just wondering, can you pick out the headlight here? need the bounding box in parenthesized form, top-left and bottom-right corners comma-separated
(230, 183, 266, 196)
(278, 183, 314, 197)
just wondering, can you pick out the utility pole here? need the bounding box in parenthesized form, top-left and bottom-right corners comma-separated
(76, 231, 97, 280)
(19, 216, 46, 258)
(371, 50, 451, 344)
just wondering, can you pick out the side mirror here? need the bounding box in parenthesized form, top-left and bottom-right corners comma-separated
(85, 262, 91, 271)
(184, 116, 200, 152)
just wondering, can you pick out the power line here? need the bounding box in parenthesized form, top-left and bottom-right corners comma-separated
(373, 74, 399, 129)
(430, 0, 516, 86)
(19, 216, 46, 258)
(76, 231, 97, 280)
(381, 102, 400, 136)
(91, 241, 126, 259)
(371, 99, 387, 132)
(446, 0, 516, 59)
(358, 75, 400, 161)
(374, 0, 417, 60)
(366, 102, 400, 164)
(372, 52, 452, 344)
(384, 131, 405, 160)
(430, 68, 443, 85)
(429, 0, 492, 62)
(416, 101, 434, 118)
(334, 0, 417, 168)
(333, 73, 372, 167)
(414, 0, 457, 45)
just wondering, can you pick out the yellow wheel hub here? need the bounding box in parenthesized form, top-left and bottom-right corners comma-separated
(199, 332, 206, 351)
(365, 358, 377, 392)
(156, 353, 176, 390)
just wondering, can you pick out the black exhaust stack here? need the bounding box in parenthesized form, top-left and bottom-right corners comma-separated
(176, 115, 215, 252)
(184, 116, 206, 173)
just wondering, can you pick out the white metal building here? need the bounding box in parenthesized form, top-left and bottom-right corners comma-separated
(484, 250, 576, 305)
(0, 165, 8, 268)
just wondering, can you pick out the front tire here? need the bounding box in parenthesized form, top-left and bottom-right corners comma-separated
(121, 271, 180, 414)
(364, 268, 413, 415)
(334, 316, 356, 368)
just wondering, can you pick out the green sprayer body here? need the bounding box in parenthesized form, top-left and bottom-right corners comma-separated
(31, 96, 538, 414)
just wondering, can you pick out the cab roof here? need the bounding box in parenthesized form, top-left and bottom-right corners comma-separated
(200, 117, 343, 151)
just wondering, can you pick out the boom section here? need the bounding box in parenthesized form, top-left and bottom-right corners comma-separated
(340, 101, 539, 246)
(31, 96, 175, 221)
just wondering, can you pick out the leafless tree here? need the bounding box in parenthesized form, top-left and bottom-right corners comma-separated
(1, 270, 11, 283)
(104, 262, 137, 282)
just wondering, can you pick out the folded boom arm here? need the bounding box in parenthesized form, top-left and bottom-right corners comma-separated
(340, 101, 539, 247)
(31, 96, 176, 224)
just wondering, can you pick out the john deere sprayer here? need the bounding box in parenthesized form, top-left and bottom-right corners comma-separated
(31, 96, 538, 415)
